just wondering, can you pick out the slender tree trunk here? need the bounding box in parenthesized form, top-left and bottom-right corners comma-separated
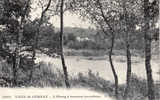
(13, 0, 31, 86)
(0, 31, 2, 49)
(60, 0, 70, 88)
(92, 5, 119, 98)
(30, 0, 52, 82)
(123, 38, 132, 100)
(12, 52, 17, 86)
(109, 34, 119, 99)
(11, 20, 23, 87)
(96, 0, 119, 98)
(144, 0, 155, 100)
(32, 0, 52, 61)
(122, 1, 132, 99)
(13, 20, 23, 87)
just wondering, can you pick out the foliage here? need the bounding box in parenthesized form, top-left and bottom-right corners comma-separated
(1, 60, 159, 100)
(0, 0, 159, 99)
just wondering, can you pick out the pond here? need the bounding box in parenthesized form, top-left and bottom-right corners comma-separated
(36, 53, 160, 84)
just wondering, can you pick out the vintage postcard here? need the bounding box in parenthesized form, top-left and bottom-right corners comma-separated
(0, 0, 159, 100)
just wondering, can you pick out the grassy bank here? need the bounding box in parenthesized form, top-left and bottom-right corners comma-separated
(0, 61, 159, 100)
(64, 48, 146, 57)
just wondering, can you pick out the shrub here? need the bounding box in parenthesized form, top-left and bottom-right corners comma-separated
(67, 40, 106, 50)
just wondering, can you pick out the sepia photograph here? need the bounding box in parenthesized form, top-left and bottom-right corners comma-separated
(0, 0, 159, 100)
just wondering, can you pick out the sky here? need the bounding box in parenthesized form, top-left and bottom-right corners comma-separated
(30, 0, 159, 29)
(50, 12, 93, 28)
(30, 0, 93, 29)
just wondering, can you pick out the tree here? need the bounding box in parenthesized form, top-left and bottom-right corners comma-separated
(15, 0, 31, 86)
(30, 0, 52, 82)
(68, 0, 119, 98)
(143, 0, 158, 100)
(121, 0, 132, 99)
(96, 0, 119, 98)
(0, 0, 31, 86)
(59, 0, 70, 88)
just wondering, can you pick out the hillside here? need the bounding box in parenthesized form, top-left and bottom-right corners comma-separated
(55, 27, 97, 37)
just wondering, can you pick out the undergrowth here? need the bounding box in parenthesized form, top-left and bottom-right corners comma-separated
(0, 61, 159, 100)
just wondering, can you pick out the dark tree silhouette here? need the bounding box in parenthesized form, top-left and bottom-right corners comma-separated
(31, 0, 52, 82)
(60, 0, 70, 88)
(96, 0, 119, 98)
(143, 0, 156, 100)
(122, 0, 132, 99)
(67, 0, 119, 97)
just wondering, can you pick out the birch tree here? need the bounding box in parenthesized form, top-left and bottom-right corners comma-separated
(30, 0, 52, 82)
(0, 0, 31, 86)
(59, 0, 70, 88)
(68, 0, 120, 98)
(143, 0, 158, 100)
